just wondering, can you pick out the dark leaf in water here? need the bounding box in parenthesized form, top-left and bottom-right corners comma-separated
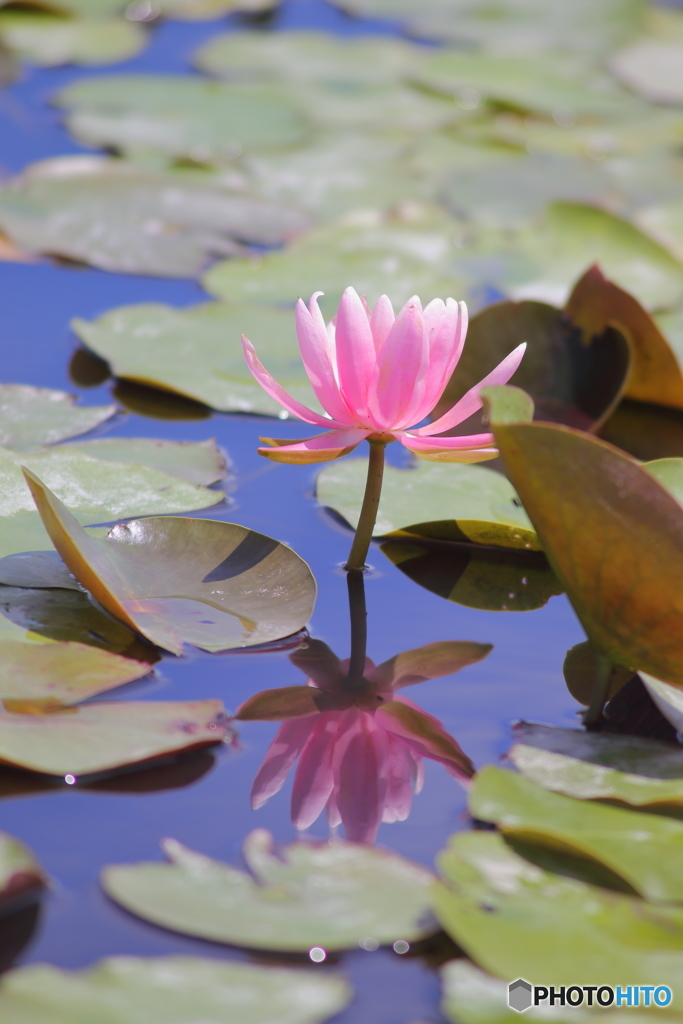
(112, 380, 211, 421)
(600, 398, 683, 461)
(380, 539, 563, 612)
(0, 903, 40, 973)
(23, 469, 316, 655)
(563, 640, 635, 706)
(0, 551, 80, 590)
(68, 347, 111, 389)
(0, 830, 45, 918)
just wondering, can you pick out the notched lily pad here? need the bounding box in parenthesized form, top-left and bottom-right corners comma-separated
(61, 437, 228, 487)
(563, 640, 635, 706)
(317, 458, 539, 551)
(102, 827, 437, 951)
(24, 469, 316, 655)
(0, 830, 45, 915)
(0, 698, 228, 778)
(380, 539, 563, 612)
(0, 13, 146, 68)
(0, 955, 351, 1024)
(0, 384, 116, 448)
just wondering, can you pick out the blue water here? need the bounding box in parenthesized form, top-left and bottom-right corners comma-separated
(0, 5, 587, 1021)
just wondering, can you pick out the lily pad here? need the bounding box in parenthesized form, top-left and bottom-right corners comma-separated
(0, 830, 45, 915)
(159, 0, 279, 16)
(102, 827, 437, 951)
(470, 765, 683, 903)
(0, 156, 310, 278)
(61, 438, 228, 486)
(0, 384, 115, 448)
(509, 741, 683, 812)
(483, 385, 683, 686)
(380, 539, 563, 611)
(0, 13, 146, 67)
(24, 469, 316, 655)
(72, 301, 320, 416)
(563, 639, 635, 705)
(433, 829, 683, 999)
(611, 40, 683, 105)
(433, 294, 630, 434)
(316, 458, 538, 551)
(0, 956, 351, 1024)
(54, 76, 309, 160)
(0, 698, 227, 777)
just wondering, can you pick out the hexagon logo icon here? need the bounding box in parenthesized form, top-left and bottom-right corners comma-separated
(508, 979, 533, 1012)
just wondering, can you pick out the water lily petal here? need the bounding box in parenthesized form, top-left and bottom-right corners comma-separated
(242, 335, 347, 428)
(382, 733, 415, 824)
(333, 709, 385, 844)
(251, 716, 319, 811)
(369, 294, 395, 354)
(369, 296, 428, 430)
(295, 297, 353, 424)
(376, 697, 475, 782)
(411, 342, 526, 437)
(401, 431, 495, 451)
(258, 427, 369, 464)
(410, 446, 499, 464)
(291, 714, 339, 830)
(334, 287, 377, 420)
(414, 299, 467, 424)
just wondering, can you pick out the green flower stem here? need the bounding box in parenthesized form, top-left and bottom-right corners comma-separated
(584, 653, 613, 730)
(346, 568, 368, 688)
(345, 439, 386, 571)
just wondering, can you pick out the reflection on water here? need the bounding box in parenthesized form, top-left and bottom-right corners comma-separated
(0, 902, 42, 974)
(241, 570, 490, 844)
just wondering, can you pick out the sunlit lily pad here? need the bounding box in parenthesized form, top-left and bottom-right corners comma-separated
(484, 385, 683, 686)
(72, 301, 320, 416)
(61, 437, 228, 486)
(24, 469, 316, 655)
(54, 76, 309, 160)
(0, 956, 351, 1024)
(102, 827, 437, 951)
(317, 458, 538, 551)
(0, 698, 227, 777)
(0, 13, 146, 67)
(0, 829, 45, 915)
(510, 743, 683, 809)
(433, 829, 683, 999)
(160, 0, 279, 16)
(611, 40, 683, 105)
(0, 156, 309, 278)
(0, 384, 115, 448)
(380, 539, 563, 611)
(470, 765, 683, 902)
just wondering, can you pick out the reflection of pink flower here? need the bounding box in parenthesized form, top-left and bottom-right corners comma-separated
(242, 287, 525, 464)
(249, 657, 474, 845)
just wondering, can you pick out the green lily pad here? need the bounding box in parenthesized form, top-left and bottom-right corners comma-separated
(316, 458, 538, 551)
(0, 956, 351, 1024)
(433, 829, 683, 999)
(72, 301, 320, 416)
(484, 385, 683, 686)
(0, 551, 79, 589)
(0, 38, 17, 86)
(0, 698, 227, 777)
(380, 539, 563, 611)
(563, 639, 635, 706)
(0, 384, 115, 448)
(0, 156, 310, 278)
(0, 830, 45, 914)
(0, 13, 146, 67)
(61, 438, 228, 486)
(102, 827, 437, 951)
(611, 40, 683, 105)
(54, 76, 309, 161)
(510, 742, 683, 809)
(158, 0, 279, 17)
(434, 295, 630, 434)
(637, 201, 683, 267)
(470, 765, 683, 903)
(24, 469, 316, 655)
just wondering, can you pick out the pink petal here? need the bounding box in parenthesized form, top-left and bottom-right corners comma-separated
(290, 713, 340, 830)
(400, 431, 495, 450)
(410, 341, 526, 437)
(242, 335, 347, 428)
(412, 299, 467, 424)
(369, 294, 395, 354)
(326, 792, 342, 828)
(332, 709, 385, 844)
(376, 697, 474, 782)
(295, 297, 353, 423)
(368, 296, 428, 430)
(381, 734, 414, 824)
(334, 287, 377, 421)
(258, 427, 369, 464)
(251, 716, 318, 810)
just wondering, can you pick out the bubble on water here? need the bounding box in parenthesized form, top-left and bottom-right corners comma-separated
(64, 775, 76, 785)
(360, 937, 379, 951)
(309, 947, 326, 962)
(393, 940, 410, 954)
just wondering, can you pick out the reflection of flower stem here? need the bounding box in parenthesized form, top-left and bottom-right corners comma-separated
(346, 439, 387, 571)
(584, 653, 612, 730)
(346, 568, 367, 688)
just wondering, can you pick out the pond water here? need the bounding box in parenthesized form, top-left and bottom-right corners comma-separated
(0, 4, 641, 1022)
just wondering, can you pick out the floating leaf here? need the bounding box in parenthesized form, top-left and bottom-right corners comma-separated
(637, 201, 683, 270)
(600, 399, 683, 462)
(102, 827, 437, 951)
(563, 640, 635, 705)
(433, 829, 683, 998)
(380, 539, 563, 612)
(72, 302, 320, 416)
(509, 742, 683, 809)
(317, 458, 538, 551)
(0, 13, 146, 67)
(0, 956, 351, 1024)
(0, 384, 115, 448)
(159, 0, 279, 17)
(0, 698, 227, 777)
(0, 830, 45, 914)
(0, 551, 79, 589)
(484, 385, 683, 686)
(54, 76, 309, 161)
(24, 469, 316, 655)
(611, 40, 683, 105)
(61, 438, 228, 486)
(470, 765, 683, 903)
(434, 292, 630, 434)
(0, 157, 309, 278)
(0, 37, 17, 86)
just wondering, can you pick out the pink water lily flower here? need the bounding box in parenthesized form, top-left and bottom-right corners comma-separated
(242, 286, 526, 464)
